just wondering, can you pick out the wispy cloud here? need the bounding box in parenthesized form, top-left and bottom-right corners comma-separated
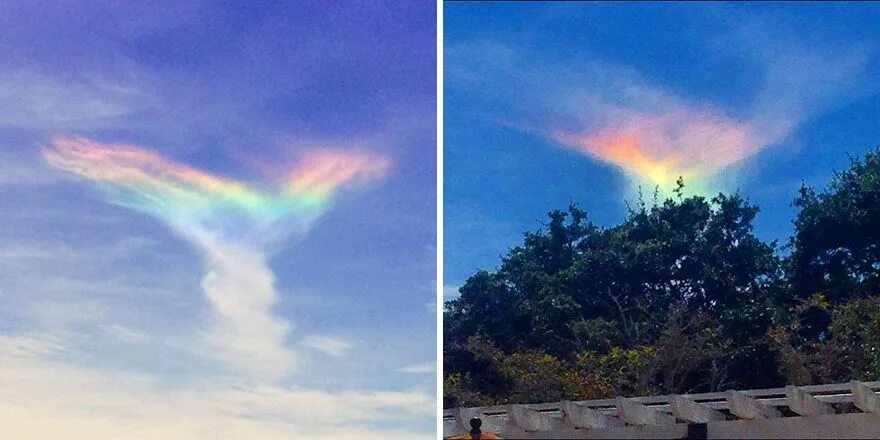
(0, 237, 157, 262)
(99, 324, 152, 344)
(302, 335, 354, 358)
(0, 71, 154, 130)
(0, 334, 433, 440)
(397, 362, 435, 374)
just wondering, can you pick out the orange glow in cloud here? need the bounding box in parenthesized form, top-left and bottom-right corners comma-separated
(42, 136, 391, 236)
(552, 105, 762, 191)
(286, 150, 391, 195)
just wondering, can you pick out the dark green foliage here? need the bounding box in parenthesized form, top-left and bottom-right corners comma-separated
(789, 149, 880, 304)
(444, 147, 880, 408)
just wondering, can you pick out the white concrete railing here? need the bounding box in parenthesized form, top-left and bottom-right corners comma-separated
(443, 380, 880, 439)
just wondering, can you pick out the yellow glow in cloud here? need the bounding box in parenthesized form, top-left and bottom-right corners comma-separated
(552, 105, 761, 192)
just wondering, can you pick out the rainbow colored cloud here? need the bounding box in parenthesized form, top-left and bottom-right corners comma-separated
(41, 136, 391, 379)
(551, 104, 763, 193)
(43, 136, 390, 240)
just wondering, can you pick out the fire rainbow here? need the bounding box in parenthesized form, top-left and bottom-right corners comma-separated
(551, 106, 761, 193)
(42, 136, 390, 239)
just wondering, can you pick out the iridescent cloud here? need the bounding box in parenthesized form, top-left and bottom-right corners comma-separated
(551, 103, 764, 192)
(41, 136, 390, 380)
(43, 136, 390, 240)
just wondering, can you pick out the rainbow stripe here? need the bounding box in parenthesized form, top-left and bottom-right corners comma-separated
(43, 136, 389, 237)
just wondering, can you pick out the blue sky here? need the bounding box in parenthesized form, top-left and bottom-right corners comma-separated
(0, 2, 435, 439)
(444, 2, 880, 293)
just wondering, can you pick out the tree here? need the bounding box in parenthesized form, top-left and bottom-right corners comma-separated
(444, 148, 880, 408)
(770, 295, 880, 385)
(788, 148, 880, 305)
(444, 187, 786, 406)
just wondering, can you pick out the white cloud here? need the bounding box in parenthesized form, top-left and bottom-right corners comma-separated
(396, 362, 435, 374)
(0, 237, 158, 262)
(99, 324, 152, 344)
(0, 334, 434, 440)
(302, 335, 354, 358)
(0, 71, 153, 130)
(0, 333, 66, 358)
(195, 237, 296, 380)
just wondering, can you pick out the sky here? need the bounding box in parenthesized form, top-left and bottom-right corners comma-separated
(444, 2, 880, 294)
(0, 2, 436, 439)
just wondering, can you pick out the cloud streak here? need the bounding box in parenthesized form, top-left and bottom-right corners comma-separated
(41, 136, 389, 380)
(0, 71, 153, 130)
(302, 335, 354, 358)
(397, 362, 435, 374)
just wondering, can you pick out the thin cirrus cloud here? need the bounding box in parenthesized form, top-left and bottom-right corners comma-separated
(0, 71, 153, 130)
(41, 136, 390, 380)
(397, 362, 435, 374)
(302, 335, 354, 358)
